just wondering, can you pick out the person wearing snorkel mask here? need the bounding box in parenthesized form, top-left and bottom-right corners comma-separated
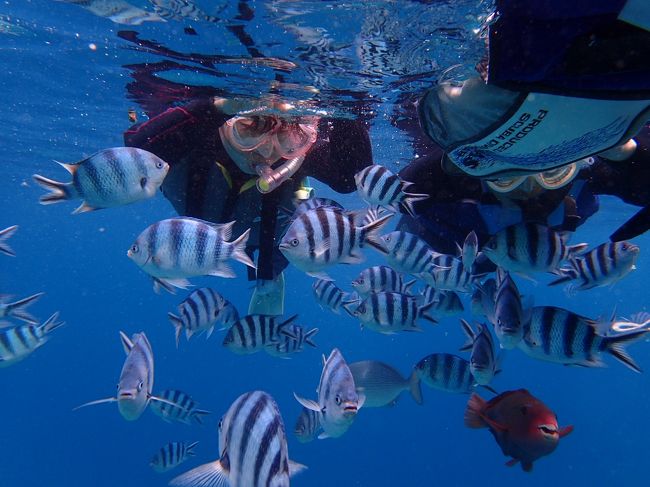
(124, 96, 373, 315)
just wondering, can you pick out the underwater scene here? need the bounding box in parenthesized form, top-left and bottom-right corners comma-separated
(1, 1, 649, 486)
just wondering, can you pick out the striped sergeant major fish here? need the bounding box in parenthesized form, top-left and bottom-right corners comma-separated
(482, 223, 588, 275)
(0, 225, 18, 256)
(150, 389, 210, 425)
(548, 241, 640, 292)
(346, 291, 436, 334)
(149, 0, 221, 23)
(380, 231, 441, 280)
(288, 197, 343, 222)
(33, 147, 169, 214)
(168, 288, 239, 347)
(170, 391, 306, 487)
(457, 230, 480, 272)
(414, 353, 478, 394)
(55, 0, 165, 25)
(351, 265, 416, 297)
(279, 206, 392, 280)
(418, 287, 464, 318)
(312, 279, 355, 314)
(459, 320, 499, 386)
(0, 292, 44, 324)
(349, 360, 423, 407)
(519, 306, 649, 373)
(427, 254, 480, 293)
(294, 407, 322, 443)
(222, 314, 298, 354)
(127, 218, 255, 293)
(485, 269, 529, 350)
(354, 164, 428, 216)
(0, 312, 64, 367)
(265, 325, 318, 358)
(150, 441, 198, 473)
(294, 348, 364, 439)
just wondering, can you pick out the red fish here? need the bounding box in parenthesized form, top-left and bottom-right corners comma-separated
(464, 389, 573, 472)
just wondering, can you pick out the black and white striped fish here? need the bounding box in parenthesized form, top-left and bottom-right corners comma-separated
(352, 265, 415, 297)
(482, 223, 587, 275)
(0, 225, 18, 256)
(289, 197, 343, 222)
(483, 269, 528, 350)
(168, 288, 239, 346)
(460, 320, 498, 386)
(347, 291, 436, 334)
(427, 254, 479, 293)
(418, 287, 464, 318)
(0, 292, 44, 324)
(354, 164, 428, 216)
(33, 147, 169, 213)
(380, 231, 439, 279)
(127, 218, 255, 293)
(414, 353, 476, 394)
(519, 306, 649, 373)
(149, 0, 220, 23)
(294, 348, 364, 439)
(150, 441, 198, 473)
(170, 391, 306, 487)
(150, 389, 210, 425)
(457, 230, 480, 271)
(294, 407, 322, 443)
(0, 312, 63, 367)
(57, 0, 165, 25)
(279, 206, 392, 279)
(312, 279, 355, 314)
(265, 325, 318, 358)
(549, 241, 640, 291)
(222, 314, 298, 354)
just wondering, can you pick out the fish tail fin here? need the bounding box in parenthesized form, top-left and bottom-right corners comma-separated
(169, 460, 227, 487)
(190, 409, 211, 425)
(230, 228, 256, 269)
(0, 225, 18, 256)
(5, 292, 44, 324)
(548, 269, 577, 287)
(399, 192, 429, 217)
(408, 370, 423, 405)
(417, 300, 438, 324)
(186, 441, 199, 456)
(39, 312, 64, 335)
(607, 329, 649, 373)
(304, 327, 319, 347)
(168, 313, 183, 348)
(32, 174, 75, 204)
(360, 213, 393, 254)
(464, 393, 487, 428)
(459, 319, 475, 351)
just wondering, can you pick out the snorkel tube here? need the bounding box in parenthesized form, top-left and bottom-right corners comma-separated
(254, 155, 306, 193)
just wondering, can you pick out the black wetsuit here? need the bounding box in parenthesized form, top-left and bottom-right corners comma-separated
(124, 99, 373, 280)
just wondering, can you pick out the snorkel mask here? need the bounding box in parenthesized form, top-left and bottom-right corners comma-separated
(219, 114, 319, 193)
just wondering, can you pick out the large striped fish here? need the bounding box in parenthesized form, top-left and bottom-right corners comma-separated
(347, 291, 436, 334)
(289, 197, 343, 222)
(127, 218, 255, 293)
(150, 441, 198, 473)
(484, 269, 528, 350)
(352, 265, 415, 297)
(458, 230, 480, 271)
(0, 225, 18, 256)
(418, 287, 464, 318)
(33, 147, 169, 213)
(0, 312, 64, 367)
(265, 325, 318, 358)
(222, 314, 298, 354)
(380, 231, 440, 280)
(427, 254, 479, 293)
(294, 348, 364, 439)
(312, 279, 355, 314)
(170, 391, 306, 487)
(279, 206, 392, 279)
(354, 165, 428, 216)
(414, 353, 477, 394)
(150, 389, 210, 425)
(459, 320, 498, 386)
(0, 292, 44, 324)
(482, 223, 587, 275)
(349, 360, 423, 407)
(519, 306, 649, 373)
(294, 407, 322, 443)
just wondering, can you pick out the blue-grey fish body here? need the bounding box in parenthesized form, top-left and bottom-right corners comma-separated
(419, 287, 464, 318)
(290, 197, 343, 222)
(170, 391, 306, 487)
(349, 360, 423, 407)
(265, 325, 318, 357)
(519, 306, 648, 372)
(222, 314, 298, 354)
(354, 164, 428, 216)
(0, 312, 63, 367)
(352, 265, 415, 297)
(549, 241, 639, 291)
(428, 254, 478, 293)
(33, 147, 169, 213)
(150, 389, 210, 425)
(312, 279, 354, 314)
(482, 223, 587, 274)
(127, 218, 255, 293)
(57, 0, 165, 25)
(0, 292, 44, 324)
(349, 292, 436, 334)
(116, 331, 155, 421)
(0, 225, 18, 256)
(415, 353, 476, 394)
(150, 441, 198, 473)
(460, 230, 479, 271)
(380, 231, 438, 279)
(149, 0, 220, 22)
(491, 270, 527, 350)
(294, 407, 322, 443)
(471, 278, 496, 317)
(460, 320, 498, 385)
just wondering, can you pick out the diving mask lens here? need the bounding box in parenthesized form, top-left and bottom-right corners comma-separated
(535, 163, 578, 190)
(485, 175, 528, 193)
(274, 119, 318, 159)
(227, 116, 276, 152)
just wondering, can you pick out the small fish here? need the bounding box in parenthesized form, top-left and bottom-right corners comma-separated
(414, 353, 476, 394)
(265, 325, 318, 357)
(459, 230, 479, 271)
(150, 389, 210, 425)
(33, 147, 169, 213)
(465, 389, 573, 472)
(347, 292, 436, 334)
(471, 278, 496, 317)
(57, 0, 166, 25)
(380, 231, 439, 279)
(0, 225, 18, 256)
(170, 390, 306, 487)
(418, 287, 464, 318)
(482, 223, 587, 275)
(0, 292, 44, 324)
(294, 407, 322, 443)
(460, 320, 498, 386)
(519, 306, 649, 373)
(349, 360, 422, 407)
(312, 279, 355, 314)
(127, 218, 255, 293)
(294, 348, 364, 439)
(222, 314, 298, 355)
(0, 312, 64, 367)
(351, 265, 415, 297)
(548, 241, 640, 291)
(150, 441, 198, 473)
(279, 206, 391, 279)
(427, 254, 478, 293)
(488, 269, 527, 350)
(168, 288, 239, 346)
(354, 164, 428, 216)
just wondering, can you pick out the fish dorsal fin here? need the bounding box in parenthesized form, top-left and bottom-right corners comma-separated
(168, 460, 228, 487)
(55, 161, 78, 175)
(119, 331, 134, 355)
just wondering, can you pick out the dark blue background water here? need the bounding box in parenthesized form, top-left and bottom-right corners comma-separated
(1, 1, 649, 486)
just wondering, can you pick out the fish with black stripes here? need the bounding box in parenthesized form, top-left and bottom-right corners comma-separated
(222, 314, 298, 355)
(349, 360, 423, 407)
(150, 441, 198, 473)
(127, 218, 255, 293)
(170, 390, 306, 487)
(294, 348, 364, 439)
(354, 164, 428, 216)
(312, 279, 355, 314)
(352, 265, 416, 297)
(265, 324, 318, 358)
(484, 269, 529, 350)
(346, 291, 436, 334)
(414, 353, 478, 394)
(0, 312, 64, 367)
(427, 254, 480, 293)
(380, 231, 441, 280)
(33, 147, 169, 213)
(459, 320, 499, 386)
(150, 389, 210, 425)
(0, 225, 18, 256)
(457, 230, 480, 271)
(0, 292, 44, 324)
(418, 287, 464, 319)
(288, 197, 343, 222)
(294, 407, 322, 443)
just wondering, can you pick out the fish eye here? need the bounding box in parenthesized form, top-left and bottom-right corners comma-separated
(218, 418, 224, 431)
(155, 161, 164, 169)
(384, 235, 391, 242)
(140, 177, 148, 188)
(130, 244, 139, 254)
(335, 394, 342, 406)
(137, 381, 144, 392)
(290, 238, 299, 247)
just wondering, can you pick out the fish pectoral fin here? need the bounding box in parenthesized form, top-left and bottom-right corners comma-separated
(483, 415, 508, 432)
(293, 393, 321, 412)
(317, 432, 331, 440)
(306, 271, 332, 280)
(357, 393, 366, 410)
(72, 201, 97, 214)
(169, 459, 228, 487)
(119, 331, 134, 354)
(288, 459, 308, 477)
(208, 263, 236, 279)
(72, 397, 117, 411)
(153, 277, 191, 294)
(149, 395, 191, 411)
(313, 240, 331, 258)
(559, 425, 574, 438)
(505, 458, 519, 468)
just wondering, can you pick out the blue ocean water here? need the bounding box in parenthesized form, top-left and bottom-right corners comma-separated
(1, 1, 649, 486)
